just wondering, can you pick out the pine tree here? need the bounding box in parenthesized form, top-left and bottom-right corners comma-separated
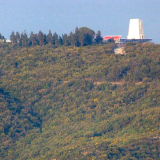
(37, 30, 45, 46)
(59, 36, 63, 45)
(69, 32, 75, 46)
(62, 34, 69, 46)
(21, 31, 28, 47)
(95, 30, 103, 44)
(46, 30, 53, 45)
(16, 32, 20, 46)
(29, 31, 37, 47)
(53, 32, 59, 46)
(10, 31, 16, 46)
(0, 33, 5, 42)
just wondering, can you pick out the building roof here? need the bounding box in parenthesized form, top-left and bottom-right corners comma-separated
(103, 35, 121, 41)
(6, 39, 11, 43)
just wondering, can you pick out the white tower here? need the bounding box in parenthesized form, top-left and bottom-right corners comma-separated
(127, 19, 145, 39)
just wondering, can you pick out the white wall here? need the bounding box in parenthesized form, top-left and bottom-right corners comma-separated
(127, 19, 145, 39)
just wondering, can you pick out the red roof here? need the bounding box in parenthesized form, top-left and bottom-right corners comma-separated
(103, 36, 121, 41)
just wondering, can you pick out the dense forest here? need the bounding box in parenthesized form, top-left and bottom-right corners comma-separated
(0, 35, 160, 159)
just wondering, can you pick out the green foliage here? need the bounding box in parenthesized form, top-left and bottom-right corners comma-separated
(95, 30, 103, 44)
(0, 43, 160, 159)
(0, 26, 98, 49)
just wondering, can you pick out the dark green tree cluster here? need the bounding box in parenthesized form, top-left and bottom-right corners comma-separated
(7, 27, 103, 48)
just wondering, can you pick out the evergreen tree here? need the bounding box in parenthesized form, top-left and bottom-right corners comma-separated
(16, 32, 20, 46)
(108, 37, 115, 43)
(21, 31, 28, 47)
(10, 31, 16, 46)
(0, 34, 5, 48)
(37, 30, 45, 46)
(95, 30, 103, 44)
(69, 31, 75, 46)
(46, 30, 53, 45)
(74, 27, 81, 46)
(29, 31, 34, 47)
(53, 32, 59, 46)
(29, 31, 37, 47)
(59, 36, 63, 45)
(62, 34, 69, 46)
(0, 33, 5, 42)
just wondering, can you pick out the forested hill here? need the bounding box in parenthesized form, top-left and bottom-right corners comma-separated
(0, 42, 160, 160)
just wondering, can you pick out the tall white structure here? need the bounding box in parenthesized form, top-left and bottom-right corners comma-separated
(127, 19, 145, 39)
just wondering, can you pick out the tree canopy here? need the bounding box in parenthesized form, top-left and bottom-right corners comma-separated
(4, 27, 98, 49)
(0, 41, 160, 159)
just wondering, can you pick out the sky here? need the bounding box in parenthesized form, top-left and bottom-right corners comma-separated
(0, 0, 160, 43)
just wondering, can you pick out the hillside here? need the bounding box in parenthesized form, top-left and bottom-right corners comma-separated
(0, 42, 160, 160)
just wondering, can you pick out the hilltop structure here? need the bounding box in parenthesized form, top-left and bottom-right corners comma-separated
(103, 35, 121, 43)
(121, 19, 152, 43)
(103, 19, 152, 43)
(127, 19, 145, 39)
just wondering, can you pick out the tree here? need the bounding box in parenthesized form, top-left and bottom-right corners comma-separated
(59, 36, 63, 45)
(79, 30, 85, 47)
(53, 32, 59, 46)
(95, 30, 103, 44)
(37, 30, 45, 46)
(108, 38, 115, 43)
(0, 34, 5, 47)
(74, 27, 80, 47)
(10, 31, 16, 46)
(29, 31, 37, 47)
(79, 27, 95, 46)
(46, 30, 53, 45)
(21, 31, 28, 47)
(62, 34, 69, 46)
(69, 31, 75, 46)
(0, 33, 5, 41)
(15, 32, 20, 46)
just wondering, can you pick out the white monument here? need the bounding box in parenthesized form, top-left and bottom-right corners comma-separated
(127, 19, 145, 39)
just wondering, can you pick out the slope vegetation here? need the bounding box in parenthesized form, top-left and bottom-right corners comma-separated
(0, 42, 160, 159)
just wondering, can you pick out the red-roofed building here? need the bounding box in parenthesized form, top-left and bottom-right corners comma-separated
(103, 35, 121, 42)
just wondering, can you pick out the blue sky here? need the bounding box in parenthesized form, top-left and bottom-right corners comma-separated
(0, 0, 160, 43)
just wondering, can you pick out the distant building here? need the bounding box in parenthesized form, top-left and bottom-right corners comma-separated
(103, 19, 152, 44)
(103, 35, 121, 43)
(127, 19, 145, 39)
(0, 39, 11, 43)
(120, 19, 152, 43)
(6, 39, 11, 43)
